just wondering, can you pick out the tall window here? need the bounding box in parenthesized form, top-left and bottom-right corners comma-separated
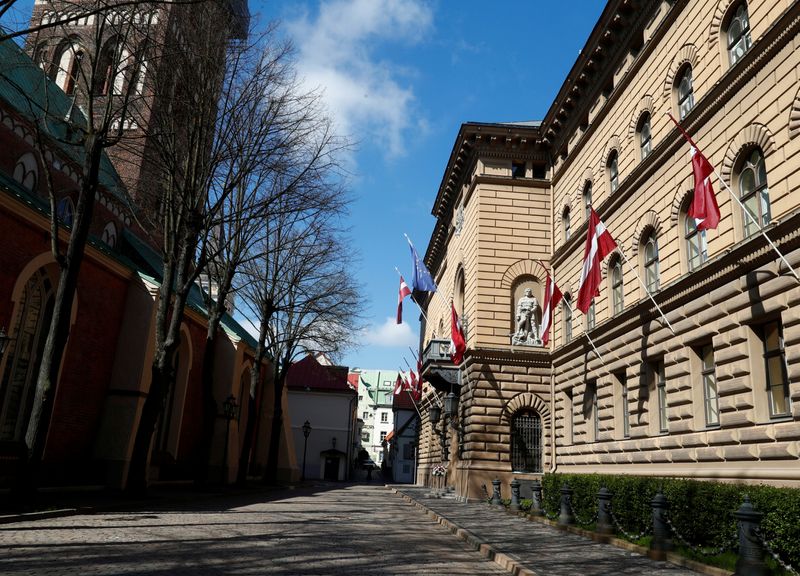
(700, 345, 719, 427)
(643, 232, 659, 292)
(587, 380, 599, 442)
(583, 182, 592, 219)
(639, 113, 652, 160)
(563, 294, 572, 343)
(53, 42, 84, 95)
(511, 411, 542, 473)
(762, 321, 790, 418)
(608, 151, 619, 193)
(617, 372, 630, 438)
(677, 65, 695, 120)
(0, 270, 55, 441)
(586, 301, 595, 331)
(563, 207, 571, 242)
(380, 412, 388, 423)
(654, 361, 668, 433)
(685, 206, 708, 271)
(611, 259, 624, 315)
(727, 2, 752, 66)
(738, 148, 770, 237)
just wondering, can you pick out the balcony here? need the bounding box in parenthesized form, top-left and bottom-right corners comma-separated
(420, 339, 460, 392)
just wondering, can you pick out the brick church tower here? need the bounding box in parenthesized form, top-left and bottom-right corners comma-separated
(23, 0, 249, 211)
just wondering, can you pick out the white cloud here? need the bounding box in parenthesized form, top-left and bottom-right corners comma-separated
(286, 0, 433, 159)
(362, 316, 418, 348)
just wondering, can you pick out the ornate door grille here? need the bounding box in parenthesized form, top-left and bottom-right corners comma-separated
(511, 411, 542, 473)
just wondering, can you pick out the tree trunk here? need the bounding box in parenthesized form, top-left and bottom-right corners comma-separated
(235, 366, 258, 486)
(264, 370, 285, 484)
(21, 136, 103, 492)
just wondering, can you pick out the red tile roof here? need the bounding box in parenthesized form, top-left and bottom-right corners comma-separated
(286, 355, 354, 394)
(392, 390, 417, 411)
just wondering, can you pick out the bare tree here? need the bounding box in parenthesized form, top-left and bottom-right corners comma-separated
(240, 187, 362, 484)
(192, 29, 349, 484)
(1, 2, 157, 492)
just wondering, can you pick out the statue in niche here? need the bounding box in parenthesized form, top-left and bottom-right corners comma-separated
(512, 287, 542, 346)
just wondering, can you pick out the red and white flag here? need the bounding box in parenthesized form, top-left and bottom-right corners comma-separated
(448, 302, 466, 365)
(409, 369, 420, 401)
(413, 358, 423, 401)
(577, 207, 618, 313)
(396, 276, 412, 324)
(667, 113, 720, 231)
(393, 373, 403, 395)
(540, 272, 563, 346)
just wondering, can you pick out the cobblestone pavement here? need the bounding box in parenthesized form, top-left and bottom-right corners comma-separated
(396, 486, 700, 576)
(0, 483, 507, 576)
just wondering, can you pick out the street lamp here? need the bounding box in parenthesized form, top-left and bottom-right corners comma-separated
(444, 392, 458, 419)
(301, 420, 311, 481)
(221, 394, 237, 484)
(429, 404, 441, 425)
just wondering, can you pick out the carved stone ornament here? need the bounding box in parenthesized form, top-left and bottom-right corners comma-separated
(512, 287, 542, 347)
(454, 204, 464, 236)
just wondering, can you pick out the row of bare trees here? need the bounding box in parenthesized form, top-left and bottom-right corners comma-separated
(3, 0, 362, 495)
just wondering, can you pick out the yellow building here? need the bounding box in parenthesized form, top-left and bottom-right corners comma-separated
(418, 0, 800, 500)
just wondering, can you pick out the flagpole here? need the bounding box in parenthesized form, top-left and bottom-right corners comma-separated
(403, 355, 443, 409)
(404, 233, 451, 310)
(665, 112, 799, 281)
(562, 296, 604, 362)
(395, 367, 424, 420)
(615, 244, 676, 335)
(394, 266, 431, 324)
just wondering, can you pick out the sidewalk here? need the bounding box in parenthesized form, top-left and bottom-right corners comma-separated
(391, 485, 728, 576)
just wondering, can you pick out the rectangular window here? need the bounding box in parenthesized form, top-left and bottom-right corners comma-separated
(380, 431, 387, 442)
(762, 321, 791, 418)
(585, 380, 598, 442)
(655, 361, 668, 433)
(616, 371, 630, 438)
(402, 443, 414, 460)
(701, 345, 719, 426)
(380, 412, 388, 423)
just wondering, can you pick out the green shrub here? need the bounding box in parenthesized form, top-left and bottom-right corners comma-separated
(541, 473, 800, 569)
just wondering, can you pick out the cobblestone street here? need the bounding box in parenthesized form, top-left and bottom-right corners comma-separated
(0, 484, 507, 576)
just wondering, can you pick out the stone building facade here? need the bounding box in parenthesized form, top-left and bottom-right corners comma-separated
(417, 0, 800, 499)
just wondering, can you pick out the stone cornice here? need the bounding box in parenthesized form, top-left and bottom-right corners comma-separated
(465, 346, 551, 368)
(551, 0, 800, 269)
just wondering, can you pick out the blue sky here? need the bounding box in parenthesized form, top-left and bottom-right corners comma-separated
(2, 0, 605, 371)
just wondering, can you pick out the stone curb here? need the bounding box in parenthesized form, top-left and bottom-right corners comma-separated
(389, 488, 539, 576)
(0, 508, 79, 525)
(391, 488, 732, 576)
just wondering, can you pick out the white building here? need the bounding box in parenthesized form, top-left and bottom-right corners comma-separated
(351, 369, 399, 466)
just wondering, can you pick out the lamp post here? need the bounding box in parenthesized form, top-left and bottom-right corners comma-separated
(301, 420, 311, 481)
(221, 394, 237, 484)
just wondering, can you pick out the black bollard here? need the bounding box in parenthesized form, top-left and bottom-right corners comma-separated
(510, 478, 521, 511)
(558, 483, 575, 526)
(530, 479, 543, 517)
(650, 491, 673, 559)
(733, 496, 768, 576)
(597, 486, 613, 535)
(491, 478, 503, 506)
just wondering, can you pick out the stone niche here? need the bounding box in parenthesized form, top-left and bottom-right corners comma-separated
(510, 275, 542, 347)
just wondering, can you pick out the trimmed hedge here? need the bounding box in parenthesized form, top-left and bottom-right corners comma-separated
(540, 473, 800, 569)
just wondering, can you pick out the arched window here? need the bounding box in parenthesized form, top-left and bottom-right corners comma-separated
(102, 222, 118, 248)
(738, 148, 770, 237)
(510, 410, 542, 473)
(563, 293, 572, 344)
(0, 270, 55, 441)
(13, 152, 38, 192)
(638, 113, 652, 160)
(607, 151, 619, 193)
(684, 203, 708, 271)
(643, 232, 659, 292)
(582, 182, 592, 220)
(727, 2, 752, 66)
(56, 197, 74, 225)
(53, 41, 84, 95)
(676, 65, 695, 120)
(562, 207, 571, 242)
(610, 258, 624, 315)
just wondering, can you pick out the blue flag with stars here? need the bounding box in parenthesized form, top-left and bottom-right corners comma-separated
(409, 238, 438, 292)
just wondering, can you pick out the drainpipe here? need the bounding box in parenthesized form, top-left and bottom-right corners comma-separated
(346, 392, 356, 480)
(549, 364, 558, 474)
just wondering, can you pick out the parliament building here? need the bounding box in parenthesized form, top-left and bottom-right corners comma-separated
(417, 0, 800, 499)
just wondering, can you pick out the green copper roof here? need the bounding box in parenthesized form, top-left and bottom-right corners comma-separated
(0, 35, 127, 203)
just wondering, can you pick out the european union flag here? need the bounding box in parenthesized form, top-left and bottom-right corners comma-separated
(409, 239, 438, 293)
